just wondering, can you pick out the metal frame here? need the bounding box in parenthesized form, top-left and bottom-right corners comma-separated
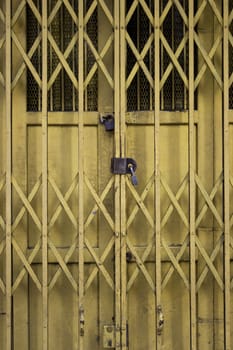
(1, 0, 233, 349)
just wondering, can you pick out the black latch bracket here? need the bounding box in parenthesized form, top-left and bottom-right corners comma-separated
(111, 158, 137, 174)
(111, 158, 138, 185)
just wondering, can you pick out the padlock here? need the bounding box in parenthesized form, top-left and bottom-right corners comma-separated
(100, 114, 114, 131)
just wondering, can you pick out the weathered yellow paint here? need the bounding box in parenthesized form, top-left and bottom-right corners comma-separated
(0, 0, 233, 349)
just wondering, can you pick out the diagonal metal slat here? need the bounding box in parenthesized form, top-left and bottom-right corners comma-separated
(194, 34, 222, 90)
(84, 32, 114, 88)
(84, 176, 114, 230)
(48, 175, 77, 229)
(126, 177, 154, 227)
(48, 0, 62, 26)
(26, 0, 42, 24)
(127, 173, 155, 229)
(12, 176, 42, 231)
(0, 278, 5, 294)
(228, 32, 233, 87)
(12, 237, 42, 292)
(127, 175, 188, 290)
(126, 33, 154, 89)
(98, 0, 114, 25)
(161, 237, 189, 289)
(162, 235, 190, 290)
(124, 0, 154, 26)
(0, 239, 6, 293)
(85, 174, 114, 231)
(84, 236, 115, 290)
(196, 172, 223, 228)
(12, 33, 42, 90)
(48, 174, 78, 231)
(196, 233, 224, 291)
(126, 32, 154, 88)
(161, 175, 189, 228)
(48, 238, 78, 291)
(194, 32, 222, 89)
(11, 0, 25, 27)
(207, 0, 223, 25)
(161, 174, 188, 229)
(124, 182, 156, 289)
(62, 0, 78, 26)
(195, 235, 224, 290)
(0, 72, 5, 87)
(48, 32, 78, 90)
(0, 216, 5, 231)
(49, 177, 114, 291)
(173, 0, 188, 26)
(84, 34, 114, 90)
(0, 175, 6, 230)
(138, 0, 154, 25)
(12, 238, 41, 293)
(195, 174, 223, 229)
(12, 30, 42, 87)
(0, 8, 5, 23)
(85, 236, 115, 292)
(126, 237, 155, 292)
(160, 31, 188, 88)
(0, 37, 5, 49)
(48, 31, 78, 89)
(160, 32, 188, 90)
(159, 0, 172, 26)
(125, 0, 138, 25)
(12, 176, 42, 233)
(84, 0, 97, 25)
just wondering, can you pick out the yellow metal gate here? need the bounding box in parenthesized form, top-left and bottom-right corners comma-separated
(0, 0, 233, 349)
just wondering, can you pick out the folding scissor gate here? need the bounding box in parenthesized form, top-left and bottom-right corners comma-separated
(0, 1, 233, 349)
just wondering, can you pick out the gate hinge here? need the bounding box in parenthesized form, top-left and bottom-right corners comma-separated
(103, 325, 115, 348)
(103, 323, 129, 349)
(111, 158, 138, 185)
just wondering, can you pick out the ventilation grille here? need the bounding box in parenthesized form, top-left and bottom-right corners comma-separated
(26, 0, 42, 112)
(26, 0, 98, 112)
(126, 1, 154, 111)
(126, 0, 190, 111)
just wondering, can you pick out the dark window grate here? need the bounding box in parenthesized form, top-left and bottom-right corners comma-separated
(86, 0, 98, 111)
(26, 0, 42, 112)
(127, 0, 154, 111)
(26, 0, 98, 112)
(160, 0, 189, 110)
(126, 0, 192, 112)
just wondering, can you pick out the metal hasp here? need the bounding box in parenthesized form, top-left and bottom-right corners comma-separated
(103, 325, 115, 348)
(157, 305, 164, 336)
(111, 158, 138, 185)
(79, 306, 85, 336)
(100, 114, 115, 131)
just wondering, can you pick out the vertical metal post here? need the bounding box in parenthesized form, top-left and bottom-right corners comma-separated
(78, 1, 84, 349)
(188, 2, 196, 349)
(114, 0, 121, 349)
(5, 0, 12, 349)
(154, 1, 161, 349)
(223, 2, 230, 349)
(120, 1, 127, 349)
(42, 1, 48, 349)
